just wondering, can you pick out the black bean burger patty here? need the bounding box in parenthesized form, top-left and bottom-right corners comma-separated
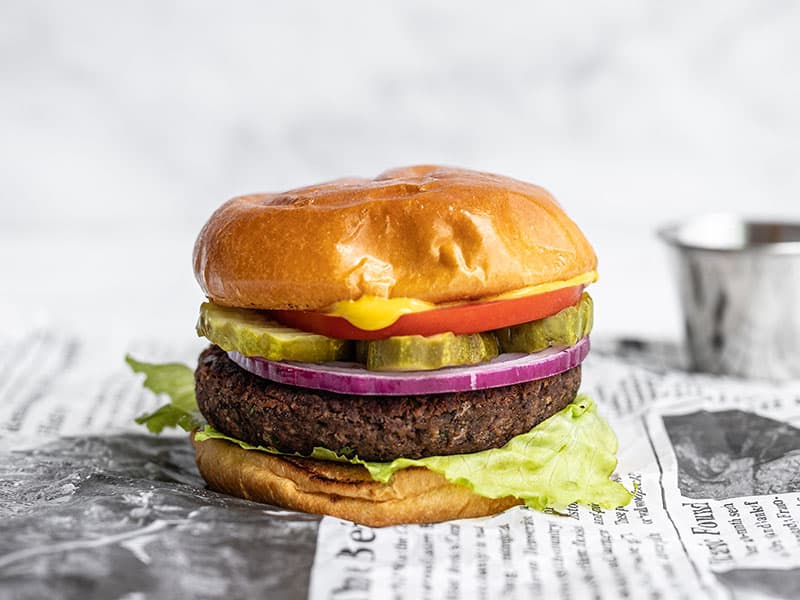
(195, 345, 581, 462)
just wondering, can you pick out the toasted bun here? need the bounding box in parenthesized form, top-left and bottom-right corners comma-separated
(192, 433, 522, 527)
(194, 165, 596, 310)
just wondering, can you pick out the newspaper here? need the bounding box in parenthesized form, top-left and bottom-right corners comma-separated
(2, 330, 800, 599)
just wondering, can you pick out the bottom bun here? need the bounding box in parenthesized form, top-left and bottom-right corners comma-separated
(191, 433, 522, 527)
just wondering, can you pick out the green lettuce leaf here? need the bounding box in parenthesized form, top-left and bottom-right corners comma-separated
(128, 357, 632, 510)
(126, 356, 204, 432)
(373, 395, 632, 510)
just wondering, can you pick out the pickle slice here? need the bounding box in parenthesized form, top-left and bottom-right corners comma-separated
(496, 292, 593, 353)
(357, 332, 500, 371)
(197, 302, 353, 362)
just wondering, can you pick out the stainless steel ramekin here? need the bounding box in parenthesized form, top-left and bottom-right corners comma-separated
(659, 214, 800, 381)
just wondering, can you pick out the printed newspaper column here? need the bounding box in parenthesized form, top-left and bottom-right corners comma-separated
(646, 387, 800, 595)
(0, 330, 205, 437)
(309, 472, 708, 600)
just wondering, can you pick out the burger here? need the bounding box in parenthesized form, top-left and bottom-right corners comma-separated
(130, 165, 631, 527)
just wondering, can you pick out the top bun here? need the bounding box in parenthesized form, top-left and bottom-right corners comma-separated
(193, 165, 596, 310)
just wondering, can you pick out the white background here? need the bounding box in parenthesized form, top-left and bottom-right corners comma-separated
(2, 1, 799, 346)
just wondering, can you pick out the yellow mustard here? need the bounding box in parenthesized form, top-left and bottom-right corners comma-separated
(324, 270, 598, 330)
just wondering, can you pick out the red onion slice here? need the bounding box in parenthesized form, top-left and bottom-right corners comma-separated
(228, 336, 590, 396)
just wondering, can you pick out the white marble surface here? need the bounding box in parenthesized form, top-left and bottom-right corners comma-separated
(2, 1, 799, 345)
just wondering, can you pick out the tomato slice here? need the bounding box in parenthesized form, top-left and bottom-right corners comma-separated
(270, 285, 584, 340)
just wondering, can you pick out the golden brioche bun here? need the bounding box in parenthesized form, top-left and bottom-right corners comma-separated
(192, 433, 522, 527)
(193, 165, 596, 310)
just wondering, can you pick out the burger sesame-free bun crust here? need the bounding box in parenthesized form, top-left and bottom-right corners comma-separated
(194, 165, 597, 310)
(192, 433, 522, 527)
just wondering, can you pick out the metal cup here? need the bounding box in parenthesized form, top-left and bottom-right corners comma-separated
(659, 215, 800, 381)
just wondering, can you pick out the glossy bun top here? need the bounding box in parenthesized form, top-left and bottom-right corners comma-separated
(193, 165, 596, 310)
